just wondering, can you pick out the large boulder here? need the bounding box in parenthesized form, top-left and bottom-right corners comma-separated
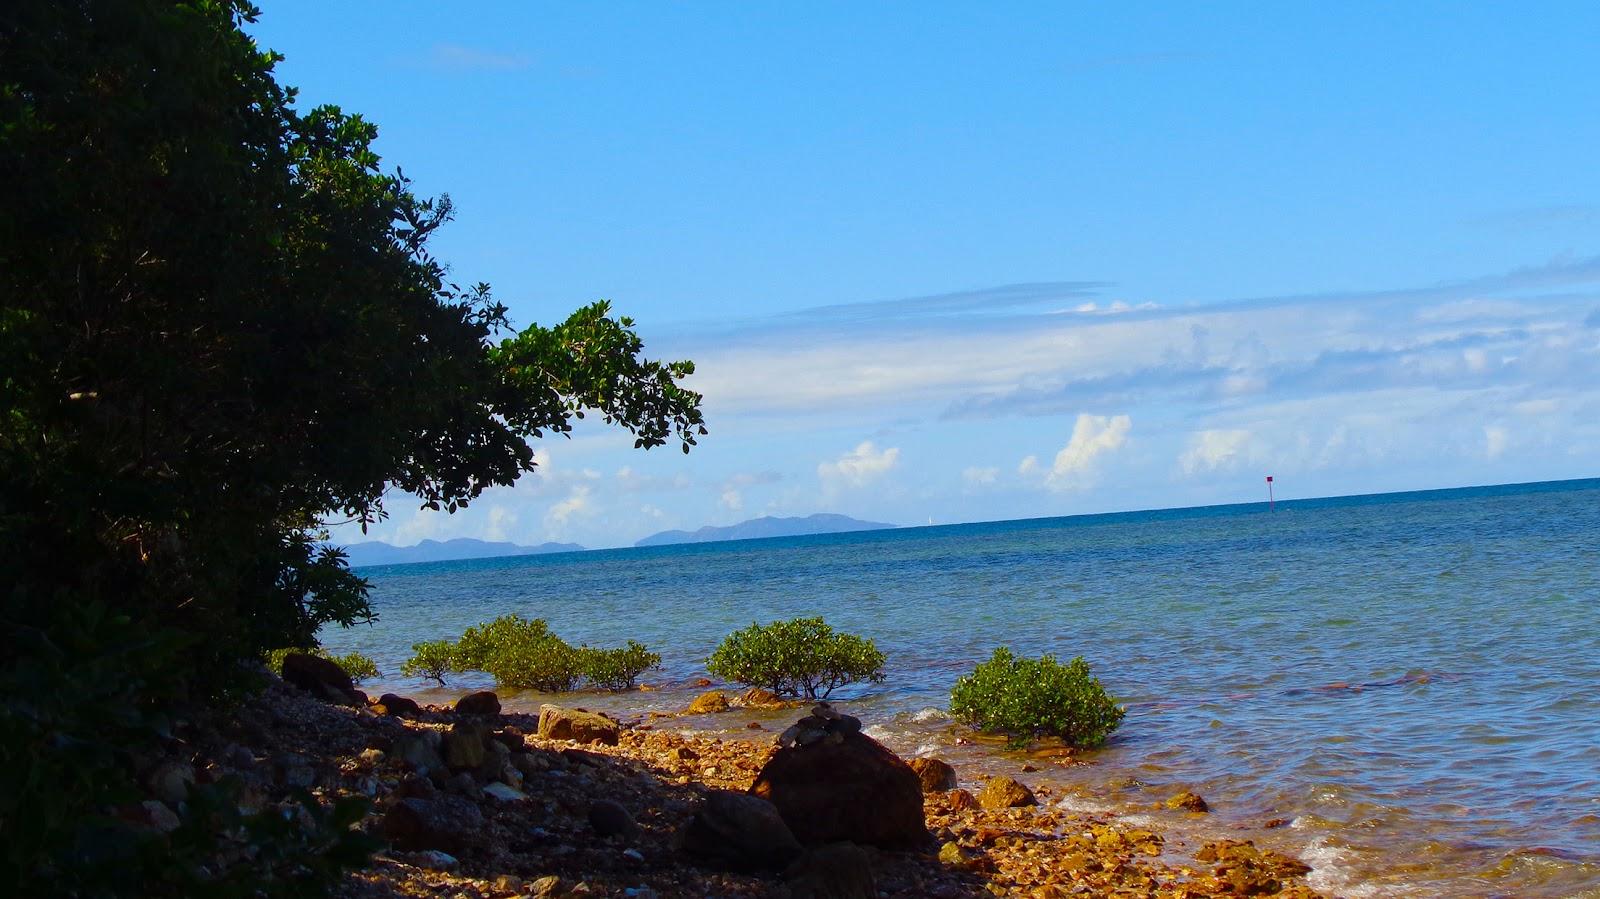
(680, 790, 803, 870)
(382, 796, 485, 852)
(907, 757, 957, 793)
(455, 691, 501, 717)
(750, 731, 929, 850)
(280, 652, 362, 705)
(537, 705, 619, 745)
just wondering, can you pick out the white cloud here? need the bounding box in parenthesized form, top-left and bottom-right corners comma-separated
(719, 489, 743, 511)
(1038, 414, 1131, 490)
(962, 466, 999, 486)
(1484, 425, 1509, 459)
(483, 506, 516, 542)
(1180, 429, 1253, 475)
(818, 441, 901, 489)
(1018, 455, 1040, 476)
(544, 485, 593, 532)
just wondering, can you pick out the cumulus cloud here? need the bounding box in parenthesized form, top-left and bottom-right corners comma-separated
(1180, 429, 1253, 475)
(1484, 425, 1510, 459)
(544, 485, 593, 532)
(818, 441, 901, 489)
(1026, 414, 1131, 491)
(962, 466, 1000, 486)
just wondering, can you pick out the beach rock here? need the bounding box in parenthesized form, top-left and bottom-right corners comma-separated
(529, 875, 564, 898)
(483, 781, 528, 802)
(947, 789, 979, 811)
(280, 652, 362, 705)
(750, 731, 929, 849)
(442, 723, 489, 770)
(736, 687, 787, 708)
(120, 799, 181, 834)
(1165, 789, 1209, 813)
(687, 690, 730, 714)
(411, 849, 458, 870)
(492, 725, 527, 751)
(145, 759, 195, 805)
(383, 795, 485, 852)
(392, 732, 445, 773)
(908, 757, 958, 793)
(978, 775, 1036, 809)
(1197, 839, 1311, 893)
(589, 799, 638, 838)
(785, 843, 877, 899)
(376, 693, 422, 717)
(538, 705, 619, 745)
(455, 690, 501, 717)
(680, 789, 803, 869)
(938, 840, 976, 870)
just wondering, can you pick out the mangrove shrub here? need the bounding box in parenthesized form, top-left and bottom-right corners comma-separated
(949, 647, 1125, 748)
(706, 617, 887, 699)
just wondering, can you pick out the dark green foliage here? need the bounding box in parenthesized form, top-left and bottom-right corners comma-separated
(265, 647, 381, 683)
(706, 617, 887, 699)
(949, 648, 1126, 749)
(401, 618, 660, 692)
(400, 640, 457, 686)
(0, 1, 702, 892)
(580, 641, 662, 691)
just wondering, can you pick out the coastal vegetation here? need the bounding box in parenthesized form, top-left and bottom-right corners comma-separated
(950, 647, 1126, 748)
(0, 0, 702, 892)
(400, 615, 661, 692)
(706, 617, 888, 699)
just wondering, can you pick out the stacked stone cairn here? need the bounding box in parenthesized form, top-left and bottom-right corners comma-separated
(776, 702, 862, 748)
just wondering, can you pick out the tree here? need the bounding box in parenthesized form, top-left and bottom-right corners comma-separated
(0, 1, 704, 891)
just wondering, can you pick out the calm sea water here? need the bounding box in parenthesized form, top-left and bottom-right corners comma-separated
(323, 479, 1600, 897)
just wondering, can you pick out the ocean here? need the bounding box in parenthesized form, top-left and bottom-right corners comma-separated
(322, 478, 1600, 897)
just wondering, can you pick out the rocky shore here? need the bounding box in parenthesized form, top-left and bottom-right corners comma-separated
(139, 658, 1327, 898)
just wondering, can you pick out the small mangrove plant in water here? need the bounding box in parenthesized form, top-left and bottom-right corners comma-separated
(949, 647, 1125, 748)
(706, 616, 887, 699)
(399, 614, 660, 692)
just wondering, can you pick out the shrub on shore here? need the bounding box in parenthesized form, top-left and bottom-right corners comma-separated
(706, 617, 887, 699)
(265, 647, 381, 684)
(949, 647, 1125, 748)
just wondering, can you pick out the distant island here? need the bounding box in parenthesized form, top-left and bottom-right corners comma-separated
(635, 513, 896, 548)
(340, 538, 584, 567)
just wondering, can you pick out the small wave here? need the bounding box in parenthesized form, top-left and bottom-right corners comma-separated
(1301, 838, 1384, 898)
(912, 707, 948, 723)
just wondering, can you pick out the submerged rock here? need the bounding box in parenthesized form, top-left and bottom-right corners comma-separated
(1165, 789, 1210, 813)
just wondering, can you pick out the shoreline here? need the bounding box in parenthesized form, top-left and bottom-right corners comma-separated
(197, 677, 1328, 898)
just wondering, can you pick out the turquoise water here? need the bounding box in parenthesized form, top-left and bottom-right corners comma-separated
(324, 479, 1600, 897)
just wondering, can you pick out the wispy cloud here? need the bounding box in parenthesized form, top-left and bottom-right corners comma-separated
(421, 43, 532, 72)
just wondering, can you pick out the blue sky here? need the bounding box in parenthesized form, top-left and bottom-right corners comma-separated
(250, 3, 1600, 548)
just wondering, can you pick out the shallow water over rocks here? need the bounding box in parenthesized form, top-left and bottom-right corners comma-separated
(324, 479, 1600, 897)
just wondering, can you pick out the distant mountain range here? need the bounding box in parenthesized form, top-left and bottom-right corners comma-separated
(635, 513, 895, 548)
(339, 538, 584, 567)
